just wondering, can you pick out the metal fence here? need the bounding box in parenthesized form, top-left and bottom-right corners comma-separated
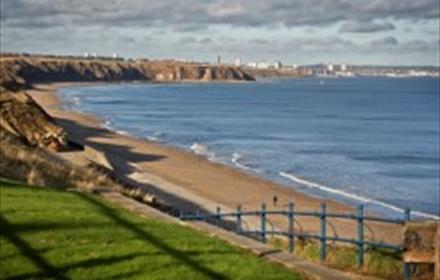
(179, 202, 413, 278)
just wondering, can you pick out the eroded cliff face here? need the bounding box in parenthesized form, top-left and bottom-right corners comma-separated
(1, 56, 254, 88)
(0, 90, 67, 149)
(0, 55, 254, 150)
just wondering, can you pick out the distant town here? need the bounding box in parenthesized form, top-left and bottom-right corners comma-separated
(5, 52, 440, 78)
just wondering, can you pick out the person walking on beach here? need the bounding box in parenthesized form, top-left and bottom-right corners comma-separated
(272, 195, 278, 206)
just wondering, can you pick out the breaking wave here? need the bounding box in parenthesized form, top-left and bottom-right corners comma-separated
(279, 171, 439, 220)
(189, 142, 217, 161)
(231, 152, 259, 173)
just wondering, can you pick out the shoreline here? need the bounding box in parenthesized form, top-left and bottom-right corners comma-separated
(29, 82, 403, 244)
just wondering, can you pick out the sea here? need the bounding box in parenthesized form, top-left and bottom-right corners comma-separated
(59, 77, 440, 219)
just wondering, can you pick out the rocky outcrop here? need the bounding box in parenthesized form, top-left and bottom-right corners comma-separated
(0, 90, 67, 149)
(0, 55, 255, 150)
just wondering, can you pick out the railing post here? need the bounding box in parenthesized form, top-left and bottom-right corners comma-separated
(404, 207, 411, 222)
(288, 201, 294, 253)
(216, 206, 221, 226)
(403, 264, 411, 280)
(320, 202, 327, 262)
(236, 205, 242, 234)
(357, 205, 364, 268)
(403, 207, 411, 280)
(260, 203, 266, 243)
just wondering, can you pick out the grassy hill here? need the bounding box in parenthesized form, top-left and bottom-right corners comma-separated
(0, 178, 302, 280)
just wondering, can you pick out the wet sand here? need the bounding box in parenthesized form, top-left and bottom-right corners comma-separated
(28, 82, 402, 244)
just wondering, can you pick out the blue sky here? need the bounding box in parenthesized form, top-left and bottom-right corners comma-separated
(1, 0, 439, 66)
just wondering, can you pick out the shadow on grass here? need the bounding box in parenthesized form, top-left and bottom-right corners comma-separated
(0, 215, 69, 280)
(0, 192, 232, 280)
(73, 192, 231, 280)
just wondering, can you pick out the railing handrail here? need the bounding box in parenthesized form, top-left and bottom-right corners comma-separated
(179, 202, 413, 278)
(180, 209, 406, 224)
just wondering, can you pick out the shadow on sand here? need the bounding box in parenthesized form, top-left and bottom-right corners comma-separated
(54, 117, 237, 221)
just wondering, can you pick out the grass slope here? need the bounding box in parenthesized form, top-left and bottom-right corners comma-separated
(0, 178, 301, 280)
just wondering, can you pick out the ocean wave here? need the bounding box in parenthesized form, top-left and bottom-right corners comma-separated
(231, 152, 259, 173)
(279, 171, 439, 220)
(115, 130, 130, 136)
(104, 120, 112, 128)
(146, 136, 160, 142)
(71, 96, 81, 105)
(189, 142, 217, 161)
(60, 95, 82, 111)
(146, 131, 164, 142)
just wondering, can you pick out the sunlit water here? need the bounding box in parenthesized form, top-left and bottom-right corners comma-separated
(59, 77, 440, 219)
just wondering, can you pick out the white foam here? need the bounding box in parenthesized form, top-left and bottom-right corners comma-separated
(115, 130, 129, 136)
(231, 152, 255, 172)
(190, 142, 218, 161)
(146, 136, 160, 142)
(279, 171, 439, 220)
(190, 142, 209, 155)
(104, 120, 112, 128)
(72, 96, 81, 105)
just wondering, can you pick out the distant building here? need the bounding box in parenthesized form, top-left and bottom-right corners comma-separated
(113, 53, 119, 59)
(247, 62, 257, 68)
(234, 57, 241, 67)
(341, 64, 347, 71)
(217, 55, 221, 64)
(274, 61, 282, 69)
(327, 64, 334, 71)
(256, 62, 270, 69)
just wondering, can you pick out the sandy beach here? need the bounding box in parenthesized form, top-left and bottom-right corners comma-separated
(29, 82, 402, 244)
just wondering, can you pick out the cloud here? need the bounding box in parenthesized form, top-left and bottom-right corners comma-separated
(340, 21, 395, 33)
(370, 36, 399, 46)
(249, 38, 269, 45)
(178, 36, 197, 44)
(1, 0, 438, 65)
(2, 0, 438, 31)
(118, 36, 136, 44)
(199, 37, 213, 44)
(287, 36, 356, 52)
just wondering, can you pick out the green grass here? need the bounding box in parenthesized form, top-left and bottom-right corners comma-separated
(0, 178, 302, 280)
(270, 237, 404, 280)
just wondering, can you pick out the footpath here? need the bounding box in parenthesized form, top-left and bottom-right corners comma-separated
(98, 189, 382, 280)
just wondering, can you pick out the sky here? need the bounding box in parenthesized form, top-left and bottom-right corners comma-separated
(1, 0, 439, 66)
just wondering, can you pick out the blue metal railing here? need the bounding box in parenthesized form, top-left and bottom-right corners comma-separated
(179, 202, 412, 277)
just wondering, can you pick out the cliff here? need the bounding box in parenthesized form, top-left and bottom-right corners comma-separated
(0, 55, 255, 149)
(0, 54, 255, 204)
(243, 67, 307, 78)
(0, 55, 254, 90)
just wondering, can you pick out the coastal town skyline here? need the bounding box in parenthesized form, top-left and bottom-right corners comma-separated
(1, 0, 439, 66)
